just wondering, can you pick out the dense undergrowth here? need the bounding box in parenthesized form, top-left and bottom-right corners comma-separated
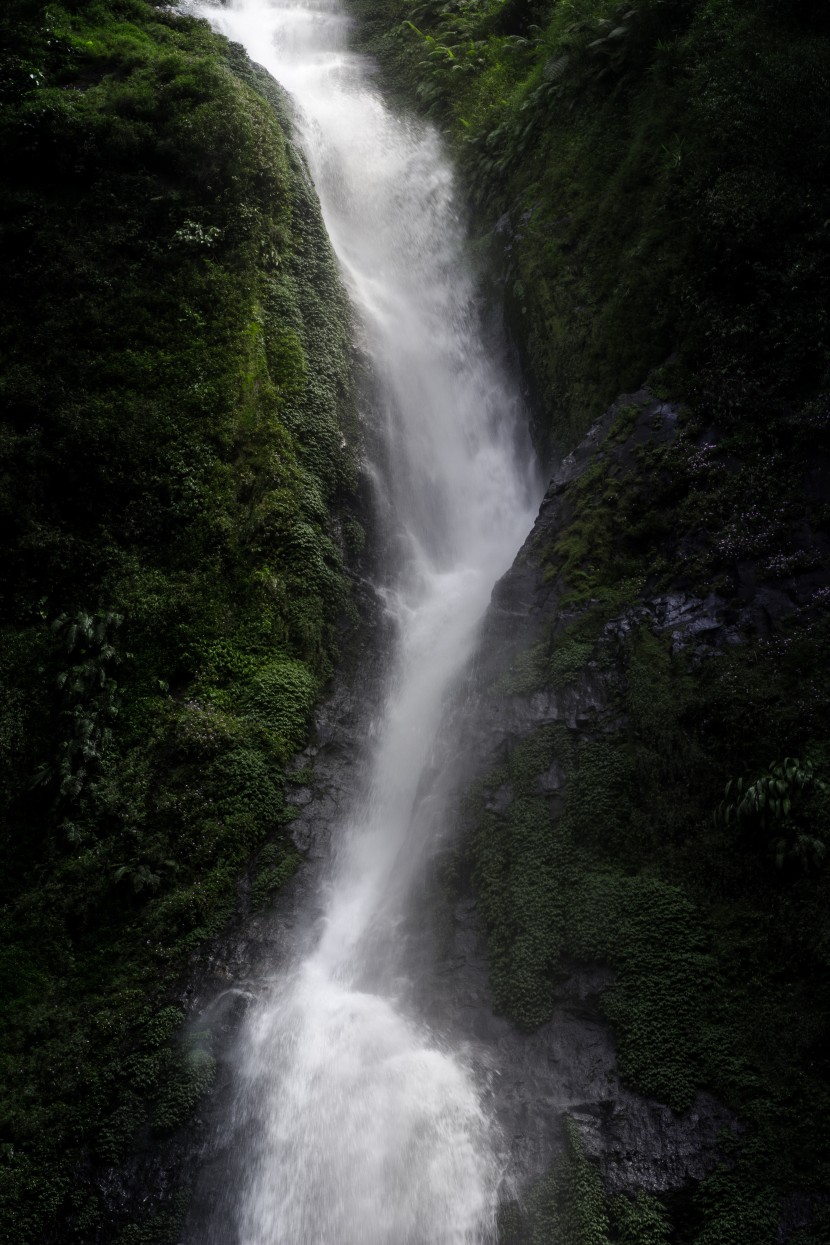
(3, 0, 830, 1241)
(0, 1, 360, 1240)
(343, 0, 830, 1240)
(351, 0, 830, 459)
(467, 391, 830, 1243)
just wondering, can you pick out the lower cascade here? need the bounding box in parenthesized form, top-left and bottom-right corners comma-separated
(190, 0, 538, 1240)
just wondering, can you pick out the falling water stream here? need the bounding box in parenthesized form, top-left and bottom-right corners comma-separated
(189, 1, 539, 1240)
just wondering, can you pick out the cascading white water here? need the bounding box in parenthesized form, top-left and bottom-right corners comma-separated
(191, 2, 539, 1240)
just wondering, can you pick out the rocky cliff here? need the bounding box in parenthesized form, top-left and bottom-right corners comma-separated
(0, 2, 365, 1240)
(3, 1, 830, 1242)
(341, 2, 830, 1237)
(424, 386, 830, 1242)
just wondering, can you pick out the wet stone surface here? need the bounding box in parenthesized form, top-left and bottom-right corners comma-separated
(412, 389, 754, 1199)
(108, 384, 830, 1225)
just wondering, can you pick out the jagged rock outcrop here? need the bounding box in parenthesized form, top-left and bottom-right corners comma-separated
(420, 384, 830, 1230)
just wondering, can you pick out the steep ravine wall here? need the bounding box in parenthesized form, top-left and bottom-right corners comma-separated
(3, 2, 830, 1244)
(431, 388, 830, 1242)
(350, 0, 830, 464)
(341, 2, 830, 1240)
(0, 2, 369, 1240)
(101, 586, 394, 1242)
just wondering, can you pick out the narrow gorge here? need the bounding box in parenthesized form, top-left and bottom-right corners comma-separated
(179, 0, 537, 1238)
(1, 1, 829, 1244)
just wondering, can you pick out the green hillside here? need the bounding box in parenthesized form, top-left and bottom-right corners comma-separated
(353, 0, 830, 457)
(2, 0, 830, 1242)
(347, 2, 830, 1241)
(0, 2, 360, 1240)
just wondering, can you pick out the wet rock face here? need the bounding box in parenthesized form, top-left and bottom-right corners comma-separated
(101, 573, 394, 1239)
(432, 388, 830, 1216)
(422, 388, 752, 1199)
(431, 898, 737, 1200)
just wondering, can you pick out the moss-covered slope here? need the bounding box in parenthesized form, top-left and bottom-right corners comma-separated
(465, 389, 830, 1241)
(0, 2, 361, 1240)
(342, 1, 830, 1241)
(351, 0, 830, 458)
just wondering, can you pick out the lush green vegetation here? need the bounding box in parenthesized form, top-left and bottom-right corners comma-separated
(0, 1, 360, 1240)
(3, 0, 830, 1241)
(340, 1, 830, 1239)
(351, 0, 830, 458)
(466, 392, 830, 1242)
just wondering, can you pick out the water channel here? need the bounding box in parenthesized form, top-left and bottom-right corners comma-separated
(189, 3, 539, 1239)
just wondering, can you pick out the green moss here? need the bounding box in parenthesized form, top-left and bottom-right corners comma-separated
(471, 729, 575, 1027)
(152, 1046, 216, 1132)
(0, 0, 359, 1238)
(112, 1194, 188, 1245)
(471, 723, 722, 1105)
(250, 841, 302, 911)
(490, 640, 548, 696)
(572, 874, 718, 1110)
(343, 516, 366, 557)
(693, 1167, 779, 1245)
(242, 655, 318, 757)
(609, 1192, 671, 1244)
(466, 438, 830, 1223)
(351, 0, 830, 460)
(548, 637, 595, 687)
(524, 1119, 611, 1245)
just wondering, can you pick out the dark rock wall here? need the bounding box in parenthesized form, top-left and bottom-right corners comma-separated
(429, 387, 830, 1241)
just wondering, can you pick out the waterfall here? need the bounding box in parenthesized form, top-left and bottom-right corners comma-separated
(189, 2, 539, 1240)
